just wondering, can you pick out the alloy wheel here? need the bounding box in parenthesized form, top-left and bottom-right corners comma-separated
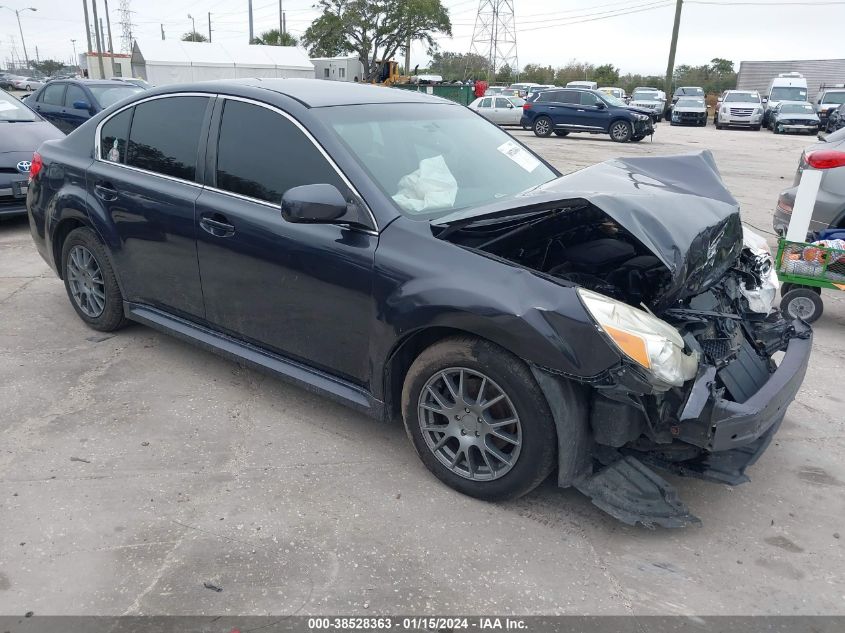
(67, 245, 106, 318)
(417, 367, 522, 481)
(611, 122, 630, 141)
(534, 118, 550, 136)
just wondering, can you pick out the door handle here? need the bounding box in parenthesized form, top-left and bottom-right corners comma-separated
(199, 214, 236, 238)
(577, 109, 586, 112)
(94, 182, 118, 201)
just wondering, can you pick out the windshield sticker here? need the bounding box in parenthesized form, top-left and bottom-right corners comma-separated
(497, 140, 540, 173)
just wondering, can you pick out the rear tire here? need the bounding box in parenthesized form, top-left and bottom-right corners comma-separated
(533, 116, 553, 137)
(401, 336, 558, 501)
(553, 130, 569, 137)
(61, 227, 127, 332)
(780, 288, 823, 323)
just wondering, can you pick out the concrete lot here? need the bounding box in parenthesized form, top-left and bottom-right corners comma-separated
(1, 122, 843, 616)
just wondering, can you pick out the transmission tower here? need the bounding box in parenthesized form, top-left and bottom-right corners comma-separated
(117, 0, 134, 53)
(467, 0, 519, 82)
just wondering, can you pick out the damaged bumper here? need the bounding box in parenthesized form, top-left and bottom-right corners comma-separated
(680, 319, 812, 452)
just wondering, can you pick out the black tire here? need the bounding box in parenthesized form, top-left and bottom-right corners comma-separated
(553, 130, 569, 137)
(772, 124, 779, 134)
(752, 124, 761, 131)
(609, 119, 632, 143)
(532, 116, 553, 137)
(61, 227, 127, 332)
(630, 135, 644, 142)
(401, 336, 559, 501)
(781, 283, 821, 296)
(780, 288, 823, 323)
(716, 122, 723, 130)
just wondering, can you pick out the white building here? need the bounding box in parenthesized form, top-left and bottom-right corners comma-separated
(311, 55, 365, 82)
(130, 40, 314, 86)
(83, 52, 133, 79)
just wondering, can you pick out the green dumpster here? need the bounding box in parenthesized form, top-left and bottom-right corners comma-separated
(393, 84, 474, 106)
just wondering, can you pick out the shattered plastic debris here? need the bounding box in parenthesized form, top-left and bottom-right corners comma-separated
(203, 582, 223, 592)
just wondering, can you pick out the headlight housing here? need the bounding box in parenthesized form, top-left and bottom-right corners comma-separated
(577, 288, 699, 388)
(754, 107, 763, 115)
(636, 114, 649, 121)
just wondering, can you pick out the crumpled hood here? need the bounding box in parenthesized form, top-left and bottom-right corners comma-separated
(673, 104, 707, 113)
(436, 151, 743, 310)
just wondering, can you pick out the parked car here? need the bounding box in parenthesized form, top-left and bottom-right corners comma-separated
(525, 84, 554, 97)
(0, 74, 21, 89)
(565, 80, 598, 90)
(774, 126, 845, 235)
(668, 85, 704, 117)
(468, 95, 525, 126)
(670, 96, 707, 126)
(826, 103, 845, 133)
(27, 79, 811, 527)
(598, 87, 626, 100)
(27, 79, 145, 133)
(110, 77, 151, 89)
(13, 77, 43, 91)
(628, 88, 665, 122)
(522, 87, 654, 142)
(483, 86, 504, 97)
(715, 90, 764, 130)
(508, 82, 540, 97)
(0, 88, 64, 218)
(763, 72, 808, 128)
(769, 101, 820, 134)
(815, 86, 845, 131)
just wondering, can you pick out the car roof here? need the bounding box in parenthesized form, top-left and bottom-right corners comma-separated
(147, 78, 456, 108)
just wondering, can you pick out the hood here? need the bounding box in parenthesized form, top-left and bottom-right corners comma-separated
(724, 101, 761, 108)
(435, 151, 743, 309)
(778, 113, 819, 121)
(0, 120, 63, 158)
(673, 104, 707, 113)
(625, 106, 654, 116)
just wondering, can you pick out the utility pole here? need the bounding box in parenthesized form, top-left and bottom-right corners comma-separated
(663, 0, 683, 115)
(208, 12, 212, 42)
(279, 0, 283, 37)
(248, 0, 254, 43)
(1, 7, 37, 70)
(35, 44, 39, 63)
(82, 0, 93, 55)
(104, 0, 116, 76)
(91, 0, 106, 78)
(71, 38, 78, 67)
(160, 24, 165, 40)
(188, 14, 196, 41)
(405, 35, 411, 76)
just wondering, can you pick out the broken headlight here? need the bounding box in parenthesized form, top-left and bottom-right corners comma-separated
(739, 227, 779, 314)
(577, 288, 699, 388)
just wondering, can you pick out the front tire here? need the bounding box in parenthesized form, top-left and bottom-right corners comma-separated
(532, 116, 553, 137)
(553, 130, 569, 137)
(401, 336, 557, 501)
(61, 227, 127, 332)
(609, 120, 632, 142)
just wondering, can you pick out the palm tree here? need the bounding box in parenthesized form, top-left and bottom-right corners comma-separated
(252, 29, 298, 46)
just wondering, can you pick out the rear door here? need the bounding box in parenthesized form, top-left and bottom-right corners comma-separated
(32, 82, 66, 129)
(194, 97, 377, 384)
(86, 94, 213, 319)
(542, 89, 579, 127)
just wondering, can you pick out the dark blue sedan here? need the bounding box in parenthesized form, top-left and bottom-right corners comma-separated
(27, 79, 145, 133)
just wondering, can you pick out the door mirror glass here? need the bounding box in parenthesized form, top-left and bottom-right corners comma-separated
(595, 101, 606, 109)
(282, 184, 351, 223)
(73, 100, 91, 111)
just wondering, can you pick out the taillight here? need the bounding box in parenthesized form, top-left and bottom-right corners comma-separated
(805, 150, 845, 170)
(522, 102, 531, 110)
(29, 151, 43, 181)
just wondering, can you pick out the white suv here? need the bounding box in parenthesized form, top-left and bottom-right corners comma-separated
(716, 90, 764, 130)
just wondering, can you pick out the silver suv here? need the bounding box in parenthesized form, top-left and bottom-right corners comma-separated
(716, 90, 764, 130)
(816, 87, 845, 131)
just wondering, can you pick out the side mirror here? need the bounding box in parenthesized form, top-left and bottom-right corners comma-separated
(282, 183, 355, 224)
(595, 101, 606, 109)
(506, 103, 514, 109)
(762, 97, 768, 104)
(72, 100, 92, 111)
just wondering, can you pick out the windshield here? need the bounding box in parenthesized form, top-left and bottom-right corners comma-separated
(780, 103, 815, 114)
(0, 90, 38, 122)
(770, 86, 807, 102)
(676, 97, 705, 107)
(632, 91, 660, 101)
(675, 87, 704, 96)
(600, 93, 626, 107)
(725, 92, 760, 103)
(507, 97, 526, 107)
(319, 103, 557, 219)
(822, 91, 845, 105)
(88, 85, 145, 108)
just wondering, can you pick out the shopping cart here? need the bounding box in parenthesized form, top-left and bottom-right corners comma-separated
(776, 236, 845, 322)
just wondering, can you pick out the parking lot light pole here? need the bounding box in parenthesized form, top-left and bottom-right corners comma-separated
(1, 6, 37, 70)
(188, 14, 196, 41)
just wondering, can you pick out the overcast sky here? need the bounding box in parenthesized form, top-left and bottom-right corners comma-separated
(2, 0, 843, 75)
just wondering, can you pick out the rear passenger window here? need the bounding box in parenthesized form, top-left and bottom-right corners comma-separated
(100, 107, 133, 163)
(479, 98, 492, 108)
(557, 90, 579, 104)
(127, 96, 209, 181)
(215, 100, 344, 204)
(40, 83, 65, 105)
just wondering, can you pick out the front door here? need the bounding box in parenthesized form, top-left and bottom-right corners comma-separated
(61, 83, 93, 131)
(573, 91, 611, 131)
(195, 98, 377, 385)
(86, 95, 212, 319)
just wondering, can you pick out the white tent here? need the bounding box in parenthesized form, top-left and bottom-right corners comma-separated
(131, 40, 314, 86)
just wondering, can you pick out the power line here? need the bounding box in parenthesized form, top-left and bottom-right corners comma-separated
(517, 3, 674, 32)
(517, 0, 674, 25)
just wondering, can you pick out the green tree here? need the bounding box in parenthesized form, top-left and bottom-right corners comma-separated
(252, 29, 299, 46)
(494, 63, 513, 84)
(520, 63, 555, 84)
(553, 60, 595, 86)
(181, 31, 208, 42)
(428, 51, 487, 80)
(592, 63, 619, 86)
(30, 59, 65, 76)
(302, 0, 452, 81)
(710, 58, 734, 76)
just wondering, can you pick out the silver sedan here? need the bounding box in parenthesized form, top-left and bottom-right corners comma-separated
(468, 95, 526, 126)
